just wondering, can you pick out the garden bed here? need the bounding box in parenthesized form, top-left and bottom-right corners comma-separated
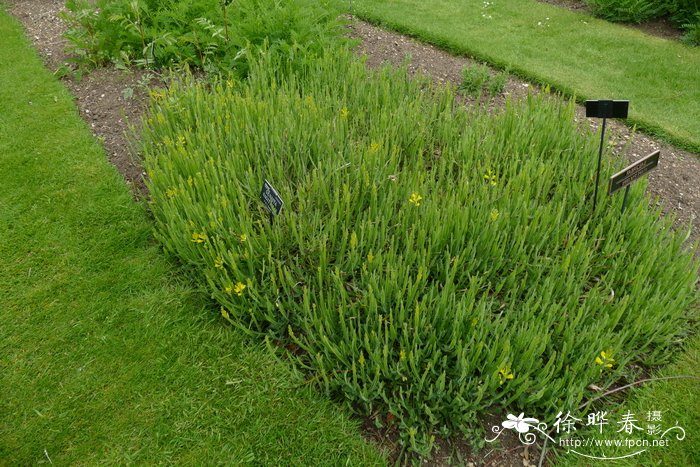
(5, 0, 698, 464)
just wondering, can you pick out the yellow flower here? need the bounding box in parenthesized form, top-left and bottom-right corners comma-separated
(369, 142, 380, 153)
(595, 350, 615, 368)
(233, 281, 246, 296)
(165, 188, 177, 198)
(399, 350, 406, 361)
(304, 95, 316, 111)
(340, 106, 349, 119)
(191, 232, 207, 244)
(408, 192, 422, 207)
(498, 367, 514, 385)
(367, 252, 374, 263)
(239, 233, 247, 242)
(489, 208, 500, 222)
(224, 285, 233, 295)
(214, 257, 224, 269)
(484, 169, 497, 186)
(149, 89, 166, 101)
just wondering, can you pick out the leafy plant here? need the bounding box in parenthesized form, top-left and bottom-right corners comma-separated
(585, 0, 699, 37)
(682, 12, 700, 44)
(584, 0, 668, 23)
(668, 0, 700, 27)
(458, 63, 490, 96)
(487, 69, 508, 96)
(60, 0, 344, 75)
(140, 47, 699, 456)
(459, 64, 509, 97)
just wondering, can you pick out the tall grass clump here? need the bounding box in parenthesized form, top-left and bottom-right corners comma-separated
(141, 48, 698, 455)
(61, 0, 342, 73)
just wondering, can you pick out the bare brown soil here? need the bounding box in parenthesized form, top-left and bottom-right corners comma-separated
(4, 1, 697, 465)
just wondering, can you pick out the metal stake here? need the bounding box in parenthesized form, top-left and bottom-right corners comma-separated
(593, 117, 607, 211)
(621, 185, 630, 214)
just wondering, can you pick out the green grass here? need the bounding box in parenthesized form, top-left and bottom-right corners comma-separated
(351, 0, 700, 153)
(0, 8, 384, 465)
(557, 336, 700, 466)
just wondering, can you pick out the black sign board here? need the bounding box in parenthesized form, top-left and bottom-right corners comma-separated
(260, 180, 283, 216)
(585, 100, 629, 119)
(608, 150, 659, 195)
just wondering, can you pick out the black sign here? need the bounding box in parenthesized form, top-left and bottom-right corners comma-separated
(608, 150, 659, 195)
(585, 100, 629, 119)
(260, 179, 284, 216)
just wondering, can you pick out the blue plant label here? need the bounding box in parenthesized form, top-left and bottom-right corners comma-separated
(260, 179, 284, 216)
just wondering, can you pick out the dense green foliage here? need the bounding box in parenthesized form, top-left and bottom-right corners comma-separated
(585, 0, 699, 43)
(140, 47, 698, 454)
(61, 0, 342, 73)
(585, 0, 669, 23)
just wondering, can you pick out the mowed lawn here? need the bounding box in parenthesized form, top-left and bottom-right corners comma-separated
(0, 8, 384, 465)
(352, 0, 700, 153)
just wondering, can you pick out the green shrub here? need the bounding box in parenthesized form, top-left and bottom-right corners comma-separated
(61, 0, 343, 74)
(141, 49, 698, 455)
(584, 0, 668, 23)
(459, 64, 508, 98)
(584, 0, 699, 37)
(682, 12, 700, 44)
(487, 69, 508, 97)
(668, 0, 700, 27)
(458, 63, 490, 96)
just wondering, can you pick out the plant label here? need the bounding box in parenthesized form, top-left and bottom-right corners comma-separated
(608, 150, 659, 195)
(260, 179, 284, 216)
(585, 100, 629, 119)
